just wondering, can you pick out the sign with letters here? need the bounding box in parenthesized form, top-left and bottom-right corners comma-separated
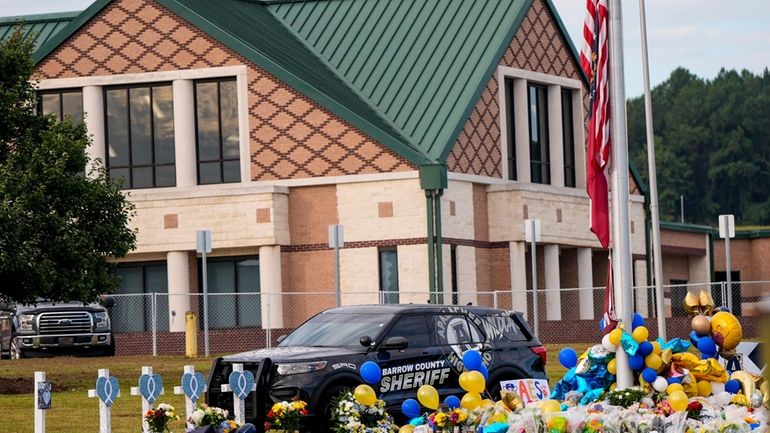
(499, 379, 551, 404)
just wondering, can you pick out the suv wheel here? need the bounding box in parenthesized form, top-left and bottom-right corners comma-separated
(9, 338, 24, 360)
(317, 384, 353, 433)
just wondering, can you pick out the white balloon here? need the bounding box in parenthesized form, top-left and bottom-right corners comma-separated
(652, 376, 668, 392)
(710, 382, 725, 395)
(716, 391, 733, 407)
(602, 334, 617, 352)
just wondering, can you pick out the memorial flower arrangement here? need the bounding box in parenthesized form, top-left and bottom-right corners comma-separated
(331, 391, 396, 433)
(145, 403, 179, 433)
(189, 404, 239, 433)
(265, 399, 308, 432)
(429, 408, 468, 430)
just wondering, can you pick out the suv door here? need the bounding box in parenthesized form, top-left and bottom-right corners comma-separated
(431, 313, 488, 398)
(375, 314, 449, 410)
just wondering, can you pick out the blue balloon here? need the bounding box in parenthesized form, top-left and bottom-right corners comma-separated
(600, 317, 606, 332)
(725, 380, 741, 394)
(402, 399, 422, 419)
(641, 368, 657, 383)
(479, 363, 489, 380)
(559, 348, 579, 369)
(463, 350, 483, 371)
(667, 376, 683, 385)
(690, 330, 702, 347)
(701, 352, 716, 360)
(632, 313, 645, 330)
(637, 341, 653, 357)
(444, 395, 461, 409)
(628, 355, 645, 371)
(359, 361, 382, 385)
(697, 337, 717, 356)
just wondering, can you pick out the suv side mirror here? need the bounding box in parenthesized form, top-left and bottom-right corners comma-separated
(100, 295, 115, 309)
(360, 335, 373, 347)
(276, 335, 287, 344)
(381, 336, 408, 351)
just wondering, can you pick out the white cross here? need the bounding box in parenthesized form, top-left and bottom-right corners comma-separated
(220, 363, 256, 425)
(88, 369, 119, 433)
(173, 365, 199, 431)
(34, 371, 47, 433)
(131, 366, 164, 433)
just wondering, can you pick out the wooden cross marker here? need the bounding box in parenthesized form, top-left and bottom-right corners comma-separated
(174, 365, 206, 430)
(220, 363, 256, 425)
(88, 369, 120, 433)
(131, 366, 164, 433)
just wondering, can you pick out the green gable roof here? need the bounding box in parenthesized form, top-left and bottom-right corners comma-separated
(18, 0, 586, 168)
(0, 11, 79, 51)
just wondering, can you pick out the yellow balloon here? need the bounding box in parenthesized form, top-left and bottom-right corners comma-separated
(461, 392, 482, 409)
(710, 312, 743, 351)
(645, 353, 663, 371)
(651, 341, 662, 355)
(669, 390, 689, 412)
(696, 380, 712, 397)
(354, 384, 377, 406)
(464, 371, 486, 393)
(417, 385, 439, 410)
(607, 358, 617, 375)
(458, 372, 470, 392)
(632, 326, 649, 343)
(609, 329, 623, 346)
(609, 382, 617, 391)
(399, 425, 415, 433)
(481, 399, 495, 408)
(541, 399, 562, 413)
(667, 383, 684, 395)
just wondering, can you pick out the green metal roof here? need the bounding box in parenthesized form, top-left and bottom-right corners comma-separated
(0, 11, 79, 51)
(19, 0, 586, 168)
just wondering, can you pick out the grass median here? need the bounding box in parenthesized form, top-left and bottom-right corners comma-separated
(0, 343, 590, 433)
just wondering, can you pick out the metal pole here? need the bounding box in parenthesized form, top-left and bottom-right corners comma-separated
(725, 236, 732, 312)
(202, 249, 210, 357)
(530, 220, 539, 338)
(608, 0, 635, 389)
(151, 292, 157, 357)
(680, 195, 684, 223)
(335, 242, 341, 307)
(638, 0, 666, 340)
(435, 190, 445, 303)
(426, 193, 436, 298)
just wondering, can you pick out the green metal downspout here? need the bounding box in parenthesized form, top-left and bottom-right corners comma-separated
(426, 192, 436, 296)
(435, 190, 445, 304)
(420, 164, 448, 304)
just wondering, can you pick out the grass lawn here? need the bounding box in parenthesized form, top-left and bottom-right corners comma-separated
(0, 343, 593, 433)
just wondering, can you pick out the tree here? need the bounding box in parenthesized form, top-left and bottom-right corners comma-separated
(0, 30, 136, 304)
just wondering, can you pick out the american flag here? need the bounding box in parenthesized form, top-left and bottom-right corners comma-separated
(582, 0, 611, 249)
(582, 0, 617, 333)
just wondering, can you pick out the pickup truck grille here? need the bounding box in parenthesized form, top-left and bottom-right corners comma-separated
(38, 312, 92, 334)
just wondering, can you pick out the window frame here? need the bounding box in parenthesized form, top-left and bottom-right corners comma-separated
(103, 82, 176, 189)
(37, 88, 83, 124)
(197, 255, 261, 329)
(527, 83, 550, 185)
(562, 88, 577, 188)
(113, 261, 169, 333)
(378, 248, 400, 304)
(504, 78, 517, 181)
(193, 77, 241, 185)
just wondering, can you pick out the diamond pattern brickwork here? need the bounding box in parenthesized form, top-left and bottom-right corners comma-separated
(447, 0, 584, 177)
(36, 0, 413, 181)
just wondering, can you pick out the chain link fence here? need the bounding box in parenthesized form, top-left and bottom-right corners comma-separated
(107, 281, 768, 356)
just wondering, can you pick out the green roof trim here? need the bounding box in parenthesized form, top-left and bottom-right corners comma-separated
(0, 11, 80, 52)
(32, 0, 111, 64)
(628, 158, 648, 195)
(660, 221, 715, 234)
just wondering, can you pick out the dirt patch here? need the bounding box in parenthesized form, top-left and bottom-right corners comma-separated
(0, 377, 60, 394)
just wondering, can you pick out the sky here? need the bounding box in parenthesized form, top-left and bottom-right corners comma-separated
(4, 0, 770, 98)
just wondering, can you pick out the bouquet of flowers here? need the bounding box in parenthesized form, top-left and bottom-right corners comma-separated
(430, 408, 468, 431)
(145, 403, 179, 433)
(330, 391, 396, 433)
(265, 399, 308, 432)
(189, 404, 239, 433)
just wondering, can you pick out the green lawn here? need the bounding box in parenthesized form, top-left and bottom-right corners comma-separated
(0, 344, 591, 433)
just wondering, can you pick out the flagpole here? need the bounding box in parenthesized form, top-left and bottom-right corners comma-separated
(607, 0, 635, 389)
(638, 0, 667, 340)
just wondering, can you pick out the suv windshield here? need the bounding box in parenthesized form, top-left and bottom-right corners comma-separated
(279, 312, 392, 348)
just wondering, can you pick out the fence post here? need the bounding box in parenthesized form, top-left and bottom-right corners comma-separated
(721, 281, 728, 308)
(151, 292, 158, 357)
(493, 291, 498, 309)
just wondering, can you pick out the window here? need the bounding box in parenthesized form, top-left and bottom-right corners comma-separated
(504, 79, 516, 180)
(562, 89, 576, 187)
(195, 79, 240, 185)
(113, 263, 168, 333)
(528, 84, 550, 184)
(38, 89, 83, 124)
(199, 256, 260, 329)
(379, 249, 399, 304)
(433, 314, 485, 347)
(105, 84, 175, 189)
(383, 315, 432, 348)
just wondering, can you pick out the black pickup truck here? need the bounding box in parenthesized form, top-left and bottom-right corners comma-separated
(206, 304, 547, 433)
(0, 298, 115, 359)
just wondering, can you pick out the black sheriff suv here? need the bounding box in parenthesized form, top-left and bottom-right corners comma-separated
(206, 304, 547, 432)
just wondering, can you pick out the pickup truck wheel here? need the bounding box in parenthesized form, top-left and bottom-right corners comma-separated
(9, 338, 24, 360)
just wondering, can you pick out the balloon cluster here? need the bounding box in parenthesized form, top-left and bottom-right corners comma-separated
(354, 361, 383, 406)
(686, 290, 743, 360)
